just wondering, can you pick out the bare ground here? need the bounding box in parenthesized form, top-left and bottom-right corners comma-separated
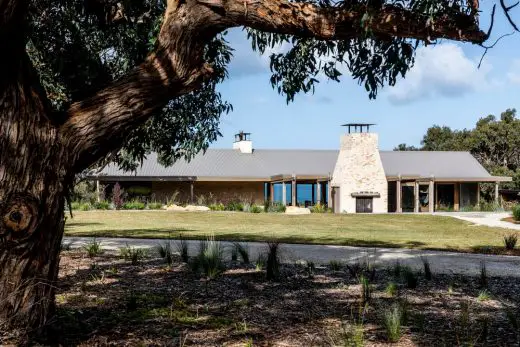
(3, 248, 520, 346)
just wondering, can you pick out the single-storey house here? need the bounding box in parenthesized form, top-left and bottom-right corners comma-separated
(90, 124, 511, 213)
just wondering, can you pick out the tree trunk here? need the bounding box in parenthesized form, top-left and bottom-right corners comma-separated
(0, 53, 69, 333)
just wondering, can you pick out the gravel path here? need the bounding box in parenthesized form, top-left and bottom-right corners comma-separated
(64, 236, 520, 277)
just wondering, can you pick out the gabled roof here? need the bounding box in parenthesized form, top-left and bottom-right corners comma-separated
(94, 149, 509, 182)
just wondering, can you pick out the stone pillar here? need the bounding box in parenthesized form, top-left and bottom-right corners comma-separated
(477, 183, 481, 206)
(292, 175, 296, 206)
(282, 182, 287, 206)
(270, 183, 274, 203)
(190, 181, 194, 204)
(495, 182, 500, 204)
(428, 180, 434, 213)
(414, 181, 419, 213)
(396, 179, 402, 213)
(96, 180, 101, 202)
(316, 181, 321, 205)
(327, 180, 332, 208)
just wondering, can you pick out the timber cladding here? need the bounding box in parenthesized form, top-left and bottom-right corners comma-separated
(151, 181, 264, 204)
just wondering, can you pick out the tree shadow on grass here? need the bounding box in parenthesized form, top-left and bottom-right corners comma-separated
(24, 251, 520, 347)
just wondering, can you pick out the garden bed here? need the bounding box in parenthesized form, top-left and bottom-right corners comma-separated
(4, 248, 520, 346)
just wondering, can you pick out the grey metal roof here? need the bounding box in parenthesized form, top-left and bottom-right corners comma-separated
(95, 149, 495, 180)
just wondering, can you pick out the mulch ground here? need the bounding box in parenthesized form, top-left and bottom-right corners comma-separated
(4, 248, 520, 346)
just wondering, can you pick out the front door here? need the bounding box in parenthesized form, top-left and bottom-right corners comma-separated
(356, 197, 373, 213)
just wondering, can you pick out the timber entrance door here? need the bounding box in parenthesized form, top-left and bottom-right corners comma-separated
(356, 197, 373, 213)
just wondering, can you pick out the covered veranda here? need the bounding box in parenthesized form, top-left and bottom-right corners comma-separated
(387, 176, 512, 213)
(265, 174, 332, 207)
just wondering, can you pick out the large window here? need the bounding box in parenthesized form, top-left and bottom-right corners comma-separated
(356, 197, 373, 213)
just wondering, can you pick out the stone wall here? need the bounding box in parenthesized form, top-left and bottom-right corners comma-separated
(330, 133, 388, 213)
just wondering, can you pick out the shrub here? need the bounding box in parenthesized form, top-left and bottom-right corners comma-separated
(71, 201, 81, 210)
(513, 205, 520, 221)
(232, 243, 249, 264)
(112, 182, 124, 210)
(347, 260, 375, 281)
(402, 266, 418, 289)
(148, 201, 164, 210)
(93, 200, 110, 210)
(84, 238, 103, 257)
(393, 261, 403, 279)
(119, 244, 147, 265)
(249, 204, 262, 213)
(225, 201, 244, 212)
(386, 282, 397, 297)
(122, 200, 146, 210)
(266, 242, 280, 280)
(305, 260, 316, 278)
(267, 202, 286, 213)
(360, 276, 371, 304)
(231, 245, 238, 261)
(310, 202, 330, 213)
(79, 202, 93, 211)
(480, 201, 504, 212)
(421, 257, 432, 280)
(157, 242, 173, 265)
(191, 236, 224, 279)
(504, 233, 518, 250)
(209, 203, 225, 211)
(329, 260, 343, 271)
(384, 305, 402, 343)
(479, 261, 488, 288)
(263, 200, 270, 212)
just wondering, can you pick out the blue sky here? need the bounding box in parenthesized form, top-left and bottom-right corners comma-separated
(211, 3, 520, 151)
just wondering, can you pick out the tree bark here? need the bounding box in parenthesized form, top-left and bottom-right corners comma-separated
(0, 0, 486, 336)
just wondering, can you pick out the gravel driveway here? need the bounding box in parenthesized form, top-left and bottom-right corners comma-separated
(64, 236, 520, 278)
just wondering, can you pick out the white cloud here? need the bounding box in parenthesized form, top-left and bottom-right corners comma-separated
(387, 44, 493, 105)
(508, 59, 520, 84)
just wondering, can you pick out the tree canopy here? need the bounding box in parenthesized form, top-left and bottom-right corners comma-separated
(27, 0, 499, 171)
(394, 109, 520, 190)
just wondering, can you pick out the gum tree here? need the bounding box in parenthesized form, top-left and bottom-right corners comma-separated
(0, 0, 492, 333)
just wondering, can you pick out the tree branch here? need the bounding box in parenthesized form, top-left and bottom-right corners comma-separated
(61, 0, 487, 171)
(212, 0, 486, 43)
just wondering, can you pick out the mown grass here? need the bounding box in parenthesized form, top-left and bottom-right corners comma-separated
(64, 211, 520, 252)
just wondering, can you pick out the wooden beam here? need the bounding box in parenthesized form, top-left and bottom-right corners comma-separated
(414, 181, 419, 213)
(316, 181, 321, 205)
(396, 179, 402, 213)
(454, 183, 460, 211)
(292, 176, 296, 206)
(428, 180, 434, 213)
(190, 181, 194, 204)
(495, 182, 500, 204)
(282, 182, 286, 206)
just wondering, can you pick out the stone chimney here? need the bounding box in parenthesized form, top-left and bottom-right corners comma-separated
(331, 124, 387, 213)
(233, 131, 253, 154)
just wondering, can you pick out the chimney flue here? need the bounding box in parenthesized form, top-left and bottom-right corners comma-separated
(233, 131, 253, 154)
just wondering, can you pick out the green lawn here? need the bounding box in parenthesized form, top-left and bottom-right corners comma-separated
(64, 211, 519, 252)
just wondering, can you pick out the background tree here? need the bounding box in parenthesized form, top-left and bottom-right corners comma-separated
(0, 0, 506, 335)
(395, 109, 520, 194)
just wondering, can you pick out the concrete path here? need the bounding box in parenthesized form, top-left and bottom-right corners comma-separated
(64, 236, 520, 278)
(436, 212, 520, 230)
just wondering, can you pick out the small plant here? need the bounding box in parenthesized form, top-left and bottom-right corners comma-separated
(267, 202, 286, 213)
(70, 201, 81, 210)
(479, 261, 488, 288)
(310, 202, 330, 213)
(79, 202, 93, 211)
(512, 204, 520, 221)
(347, 259, 375, 281)
(329, 260, 343, 271)
(304, 260, 316, 278)
(84, 238, 103, 257)
(191, 236, 224, 279)
(234, 242, 250, 264)
(360, 275, 371, 304)
(196, 194, 207, 206)
(156, 241, 173, 265)
(176, 236, 189, 263)
(421, 257, 432, 280)
(249, 204, 262, 213)
(209, 203, 225, 211)
(119, 244, 147, 265)
(477, 290, 491, 302)
(225, 201, 244, 212)
(402, 266, 418, 289)
(147, 201, 164, 210)
(386, 282, 398, 297)
(112, 182, 124, 210)
(122, 200, 146, 210)
(504, 233, 518, 250)
(93, 200, 110, 210)
(266, 241, 281, 280)
(384, 305, 402, 343)
(255, 254, 266, 271)
(393, 261, 403, 278)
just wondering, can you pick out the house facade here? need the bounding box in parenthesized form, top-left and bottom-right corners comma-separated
(90, 125, 511, 213)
